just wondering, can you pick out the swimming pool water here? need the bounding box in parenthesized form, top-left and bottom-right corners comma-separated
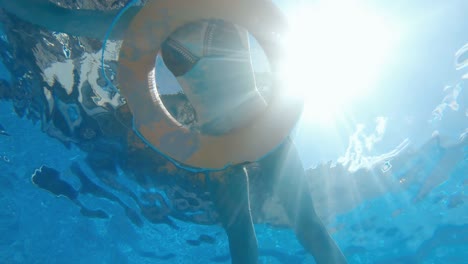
(0, 1, 467, 263)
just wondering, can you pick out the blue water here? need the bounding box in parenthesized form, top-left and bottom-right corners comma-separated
(0, 26, 10, 83)
(0, 105, 466, 263)
(1, 1, 467, 264)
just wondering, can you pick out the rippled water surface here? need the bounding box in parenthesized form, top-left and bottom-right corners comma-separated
(0, 0, 467, 263)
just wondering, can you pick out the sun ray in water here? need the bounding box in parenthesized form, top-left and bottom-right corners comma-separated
(280, 1, 399, 124)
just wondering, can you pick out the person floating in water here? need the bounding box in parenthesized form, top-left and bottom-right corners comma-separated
(155, 18, 348, 263)
(0, 0, 348, 263)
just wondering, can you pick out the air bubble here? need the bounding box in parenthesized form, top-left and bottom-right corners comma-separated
(2, 155, 10, 163)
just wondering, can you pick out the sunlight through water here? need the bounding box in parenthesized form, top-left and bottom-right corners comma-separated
(280, 1, 399, 124)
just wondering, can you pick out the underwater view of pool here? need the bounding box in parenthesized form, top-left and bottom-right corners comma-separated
(0, 0, 467, 263)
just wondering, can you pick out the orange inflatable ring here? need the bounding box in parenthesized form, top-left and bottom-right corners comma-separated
(118, 0, 303, 170)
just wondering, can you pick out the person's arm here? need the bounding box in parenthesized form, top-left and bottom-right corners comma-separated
(0, 0, 141, 39)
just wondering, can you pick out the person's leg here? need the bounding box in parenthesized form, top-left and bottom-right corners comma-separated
(259, 139, 348, 264)
(208, 166, 258, 264)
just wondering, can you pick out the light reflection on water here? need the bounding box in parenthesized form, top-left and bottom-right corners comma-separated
(0, 1, 467, 263)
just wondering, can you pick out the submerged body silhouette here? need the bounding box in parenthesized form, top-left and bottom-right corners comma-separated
(0, 1, 347, 263)
(6, 1, 467, 264)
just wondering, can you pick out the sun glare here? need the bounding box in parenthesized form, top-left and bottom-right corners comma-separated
(280, 1, 398, 123)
